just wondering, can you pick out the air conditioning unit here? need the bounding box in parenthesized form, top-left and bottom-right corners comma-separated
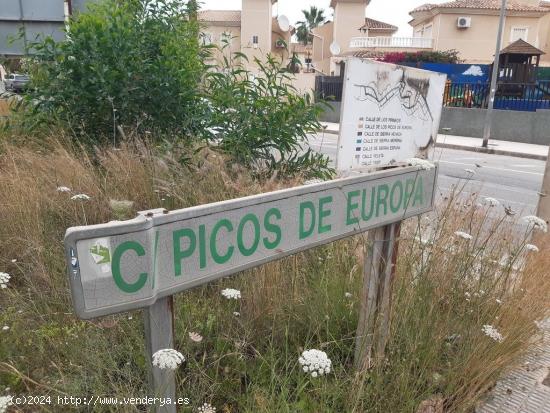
(457, 16, 471, 28)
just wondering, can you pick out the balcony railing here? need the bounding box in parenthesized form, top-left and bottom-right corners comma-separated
(349, 37, 433, 49)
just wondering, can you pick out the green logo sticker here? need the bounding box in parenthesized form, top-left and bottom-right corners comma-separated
(90, 241, 111, 265)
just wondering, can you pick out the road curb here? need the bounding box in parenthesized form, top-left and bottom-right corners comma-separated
(434, 142, 547, 161)
(320, 129, 339, 136)
(317, 129, 548, 161)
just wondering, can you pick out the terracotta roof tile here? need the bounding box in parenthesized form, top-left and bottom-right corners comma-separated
(198, 10, 241, 24)
(360, 17, 398, 31)
(412, 0, 549, 13)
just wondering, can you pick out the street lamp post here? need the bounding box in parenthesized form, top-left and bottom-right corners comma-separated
(482, 0, 508, 148)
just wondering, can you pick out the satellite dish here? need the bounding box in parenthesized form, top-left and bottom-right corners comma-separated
(277, 15, 290, 32)
(330, 41, 341, 56)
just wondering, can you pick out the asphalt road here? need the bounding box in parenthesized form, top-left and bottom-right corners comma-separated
(308, 132, 545, 215)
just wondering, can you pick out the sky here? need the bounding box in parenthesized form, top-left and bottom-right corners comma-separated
(200, 0, 436, 36)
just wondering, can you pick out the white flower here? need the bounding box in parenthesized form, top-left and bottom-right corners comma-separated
(464, 168, 476, 175)
(454, 231, 473, 240)
(197, 403, 216, 413)
(496, 299, 502, 304)
(0, 272, 10, 289)
(221, 288, 241, 300)
(189, 332, 203, 343)
(482, 325, 504, 343)
(2, 326, 9, 331)
(71, 194, 91, 201)
(344, 292, 352, 299)
(109, 199, 134, 211)
(298, 349, 332, 377)
(483, 197, 500, 207)
(406, 158, 435, 170)
(525, 244, 539, 253)
(233, 311, 240, 317)
(521, 215, 548, 232)
(57, 186, 71, 193)
(415, 235, 434, 246)
(152, 349, 185, 370)
(0, 396, 12, 413)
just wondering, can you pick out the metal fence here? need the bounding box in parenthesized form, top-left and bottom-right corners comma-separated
(443, 82, 490, 108)
(315, 76, 344, 101)
(444, 81, 550, 112)
(314, 75, 550, 112)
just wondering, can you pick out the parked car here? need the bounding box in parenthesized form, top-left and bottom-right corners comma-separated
(4, 74, 30, 92)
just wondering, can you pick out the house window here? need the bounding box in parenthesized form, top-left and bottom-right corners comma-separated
(200, 32, 213, 45)
(423, 24, 433, 39)
(510, 27, 528, 42)
(252, 35, 259, 44)
(414, 27, 424, 38)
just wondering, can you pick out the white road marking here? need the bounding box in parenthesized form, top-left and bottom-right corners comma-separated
(438, 160, 543, 176)
(510, 164, 542, 168)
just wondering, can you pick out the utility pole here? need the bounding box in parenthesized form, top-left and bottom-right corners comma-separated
(482, 0, 507, 148)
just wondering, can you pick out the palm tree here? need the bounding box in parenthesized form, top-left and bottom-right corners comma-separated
(296, 6, 327, 45)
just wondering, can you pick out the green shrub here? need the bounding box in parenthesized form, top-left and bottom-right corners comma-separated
(204, 50, 333, 180)
(23, 0, 206, 142)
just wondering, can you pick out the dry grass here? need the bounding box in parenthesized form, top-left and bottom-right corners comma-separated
(0, 138, 549, 412)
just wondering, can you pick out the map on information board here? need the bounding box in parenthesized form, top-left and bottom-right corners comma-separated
(336, 58, 446, 171)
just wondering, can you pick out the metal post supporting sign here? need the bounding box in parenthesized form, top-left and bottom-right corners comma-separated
(64, 165, 439, 405)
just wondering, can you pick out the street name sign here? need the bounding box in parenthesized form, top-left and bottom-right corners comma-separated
(65, 165, 438, 319)
(337, 58, 446, 171)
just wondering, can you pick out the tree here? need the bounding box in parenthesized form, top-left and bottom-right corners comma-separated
(204, 50, 333, 180)
(296, 6, 327, 45)
(22, 0, 207, 142)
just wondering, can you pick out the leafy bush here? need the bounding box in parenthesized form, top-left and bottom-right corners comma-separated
(23, 0, 206, 142)
(204, 51, 333, 180)
(380, 50, 461, 64)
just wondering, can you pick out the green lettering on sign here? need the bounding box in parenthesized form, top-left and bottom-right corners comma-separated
(404, 178, 415, 209)
(173, 228, 196, 277)
(299, 201, 316, 239)
(237, 213, 261, 257)
(263, 208, 282, 249)
(390, 180, 403, 213)
(112, 241, 148, 293)
(376, 184, 389, 217)
(318, 196, 333, 234)
(210, 219, 234, 264)
(362, 187, 375, 221)
(346, 190, 360, 226)
(198, 224, 207, 269)
(413, 177, 424, 206)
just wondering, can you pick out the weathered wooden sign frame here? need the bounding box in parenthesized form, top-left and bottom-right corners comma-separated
(64, 164, 438, 412)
